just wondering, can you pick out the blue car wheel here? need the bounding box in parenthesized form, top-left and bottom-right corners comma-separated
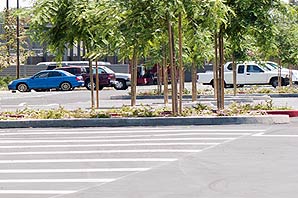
(60, 82, 72, 91)
(17, 83, 29, 92)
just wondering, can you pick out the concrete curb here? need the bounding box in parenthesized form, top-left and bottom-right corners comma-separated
(265, 110, 298, 117)
(111, 93, 298, 100)
(0, 115, 289, 128)
(110, 94, 271, 100)
(268, 93, 298, 98)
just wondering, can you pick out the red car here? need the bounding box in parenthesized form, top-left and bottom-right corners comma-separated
(55, 66, 116, 90)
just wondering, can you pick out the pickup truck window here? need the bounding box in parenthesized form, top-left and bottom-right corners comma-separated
(227, 63, 232, 70)
(247, 65, 264, 73)
(238, 65, 245, 74)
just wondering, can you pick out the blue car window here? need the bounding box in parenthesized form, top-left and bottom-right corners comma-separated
(35, 72, 49, 78)
(48, 71, 62, 77)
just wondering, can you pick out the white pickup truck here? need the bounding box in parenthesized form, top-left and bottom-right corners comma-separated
(197, 62, 290, 88)
(224, 61, 298, 84)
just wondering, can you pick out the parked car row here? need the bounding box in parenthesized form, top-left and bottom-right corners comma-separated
(39, 61, 131, 90)
(8, 64, 132, 93)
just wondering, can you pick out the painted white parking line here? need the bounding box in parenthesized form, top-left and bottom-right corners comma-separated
(0, 190, 75, 194)
(0, 142, 219, 149)
(0, 130, 257, 136)
(18, 103, 27, 107)
(5, 128, 265, 133)
(0, 149, 202, 155)
(0, 158, 177, 164)
(0, 168, 150, 173)
(0, 137, 234, 144)
(0, 179, 116, 183)
(0, 128, 260, 197)
(253, 132, 298, 137)
(0, 132, 251, 140)
(2, 104, 59, 108)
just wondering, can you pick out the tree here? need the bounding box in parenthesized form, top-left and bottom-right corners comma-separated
(0, 8, 30, 74)
(269, 3, 298, 86)
(28, 0, 116, 108)
(112, 0, 159, 107)
(183, 1, 214, 102)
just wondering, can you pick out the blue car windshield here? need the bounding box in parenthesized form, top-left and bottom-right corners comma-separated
(59, 70, 74, 76)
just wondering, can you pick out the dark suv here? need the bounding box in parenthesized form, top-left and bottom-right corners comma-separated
(55, 66, 116, 90)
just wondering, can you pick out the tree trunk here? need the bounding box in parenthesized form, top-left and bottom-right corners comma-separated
(88, 59, 94, 109)
(157, 63, 162, 95)
(191, 61, 197, 102)
(16, 0, 20, 79)
(278, 58, 282, 88)
(130, 49, 137, 106)
(178, 13, 183, 115)
(168, 19, 177, 115)
(5, 7, 11, 67)
(95, 59, 100, 109)
(162, 46, 169, 105)
(289, 64, 293, 87)
(218, 27, 225, 110)
(232, 54, 237, 96)
(213, 32, 218, 100)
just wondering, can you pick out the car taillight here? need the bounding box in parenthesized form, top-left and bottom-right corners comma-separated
(108, 74, 115, 80)
(76, 76, 83, 81)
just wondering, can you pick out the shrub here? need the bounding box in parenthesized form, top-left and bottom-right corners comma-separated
(0, 76, 15, 90)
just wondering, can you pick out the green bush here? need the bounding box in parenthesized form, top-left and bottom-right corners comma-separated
(0, 76, 15, 90)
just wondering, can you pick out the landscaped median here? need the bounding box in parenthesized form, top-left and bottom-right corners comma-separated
(0, 101, 293, 128)
(0, 115, 290, 128)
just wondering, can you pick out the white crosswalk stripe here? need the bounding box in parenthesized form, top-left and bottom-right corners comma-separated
(0, 127, 262, 197)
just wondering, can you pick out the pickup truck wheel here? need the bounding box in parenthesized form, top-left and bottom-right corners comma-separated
(281, 78, 288, 86)
(271, 78, 279, 88)
(211, 80, 214, 88)
(224, 82, 233, 88)
(114, 79, 128, 90)
(211, 80, 228, 88)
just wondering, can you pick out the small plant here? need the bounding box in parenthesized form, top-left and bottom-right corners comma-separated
(91, 112, 110, 118)
(276, 86, 298, 93)
(197, 88, 213, 95)
(183, 88, 191, 95)
(257, 88, 272, 94)
(221, 100, 292, 117)
(0, 76, 15, 90)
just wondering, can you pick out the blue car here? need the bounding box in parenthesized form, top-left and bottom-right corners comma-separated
(8, 70, 84, 92)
